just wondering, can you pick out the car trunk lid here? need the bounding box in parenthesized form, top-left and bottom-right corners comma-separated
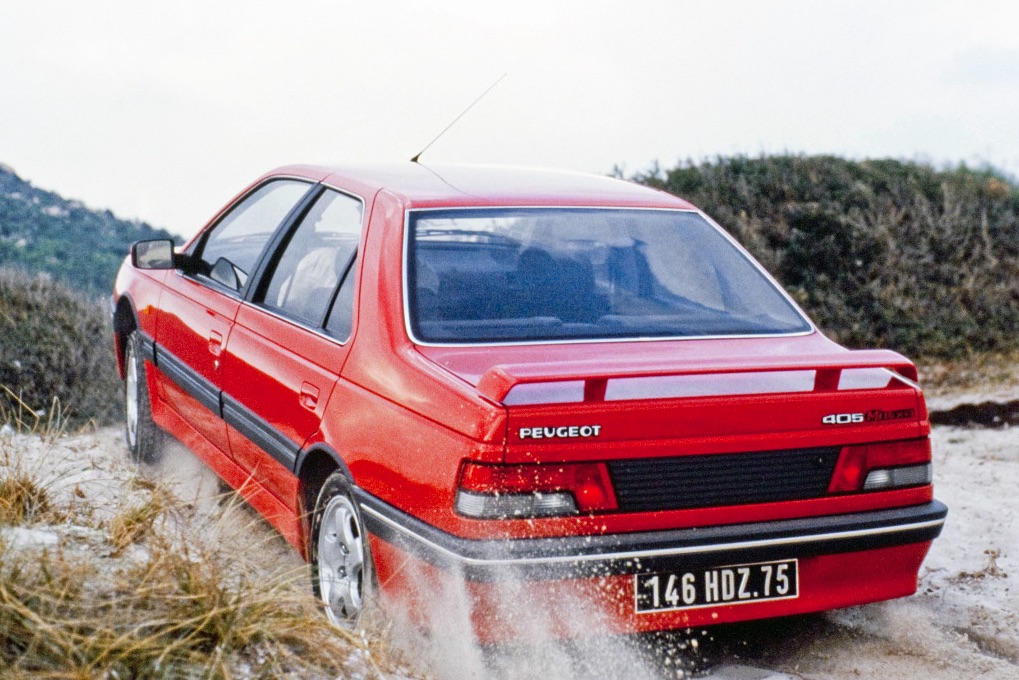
(419, 338, 925, 462)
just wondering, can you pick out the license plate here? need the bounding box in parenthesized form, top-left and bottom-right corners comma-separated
(634, 558, 799, 613)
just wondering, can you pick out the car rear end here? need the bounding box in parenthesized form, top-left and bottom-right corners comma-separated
(438, 346, 943, 640)
(379, 188, 945, 642)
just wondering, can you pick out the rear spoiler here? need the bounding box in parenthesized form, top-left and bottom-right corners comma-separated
(476, 349, 919, 404)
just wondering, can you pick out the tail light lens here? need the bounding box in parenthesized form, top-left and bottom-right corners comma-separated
(455, 461, 618, 519)
(829, 438, 932, 493)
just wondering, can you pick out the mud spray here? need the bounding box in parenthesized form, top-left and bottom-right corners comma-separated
(148, 436, 305, 579)
(146, 436, 786, 679)
(375, 552, 721, 679)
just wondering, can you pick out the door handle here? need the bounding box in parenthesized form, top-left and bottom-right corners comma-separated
(209, 330, 224, 357)
(300, 382, 320, 410)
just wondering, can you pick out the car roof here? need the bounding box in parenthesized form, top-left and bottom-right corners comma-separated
(266, 162, 697, 210)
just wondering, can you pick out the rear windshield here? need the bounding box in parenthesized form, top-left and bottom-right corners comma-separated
(406, 208, 811, 344)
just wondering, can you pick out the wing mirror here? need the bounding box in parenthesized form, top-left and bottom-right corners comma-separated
(131, 239, 176, 270)
(131, 239, 202, 274)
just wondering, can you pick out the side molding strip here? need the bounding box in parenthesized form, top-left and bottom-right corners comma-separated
(155, 346, 222, 416)
(153, 342, 299, 471)
(222, 393, 299, 470)
(136, 330, 157, 365)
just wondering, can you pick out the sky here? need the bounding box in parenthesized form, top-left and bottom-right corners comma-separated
(2, 0, 1018, 238)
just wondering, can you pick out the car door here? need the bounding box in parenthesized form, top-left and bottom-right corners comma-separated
(154, 179, 315, 455)
(221, 188, 364, 510)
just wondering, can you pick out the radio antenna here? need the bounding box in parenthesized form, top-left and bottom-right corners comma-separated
(410, 73, 507, 163)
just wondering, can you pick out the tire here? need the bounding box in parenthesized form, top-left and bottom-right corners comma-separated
(310, 471, 373, 627)
(124, 331, 162, 464)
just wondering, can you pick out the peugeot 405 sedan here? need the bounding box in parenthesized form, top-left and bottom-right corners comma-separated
(112, 163, 946, 641)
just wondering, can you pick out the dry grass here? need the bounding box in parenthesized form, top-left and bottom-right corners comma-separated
(108, 483, 169, 553)
(0, 472, 53, 527)
(0, 438, 61, 527)
(0, 432, 417, 679)
(0, 385, 67, 443)
(0, 547, 367, 678)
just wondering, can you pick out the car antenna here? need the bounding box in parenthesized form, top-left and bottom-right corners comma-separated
(410, 73, 507, 163)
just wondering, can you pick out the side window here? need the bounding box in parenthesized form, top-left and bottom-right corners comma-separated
(260, 190, 363, 327)
(325, 256, 357, 341)
(195, 180, 311, 291)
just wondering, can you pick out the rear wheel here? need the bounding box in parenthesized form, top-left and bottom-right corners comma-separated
(311, 471, 373, 626)
(124, 331, 162, 464)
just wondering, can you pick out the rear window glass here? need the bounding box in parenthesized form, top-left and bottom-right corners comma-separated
(406, 208, 811, 344)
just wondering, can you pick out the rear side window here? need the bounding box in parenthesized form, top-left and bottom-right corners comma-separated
(324, 256, 358, 341)
(195, 180, 312, 291)
(260, 189, 363, 327)
(407, 207, 811, 344)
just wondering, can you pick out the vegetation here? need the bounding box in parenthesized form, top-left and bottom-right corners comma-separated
(0, 433, 408, 679)
(0, 268, 122, 430)
(0, 163, 175, 297)
(628, 156, 1019, 360)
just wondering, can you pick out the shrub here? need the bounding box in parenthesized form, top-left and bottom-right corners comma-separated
(632, 156, 1019, 359)
(0, 268, 121, 429)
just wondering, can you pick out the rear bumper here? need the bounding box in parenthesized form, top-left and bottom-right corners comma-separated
(360, 495, 945, 641)
(357, 492, 946, 581)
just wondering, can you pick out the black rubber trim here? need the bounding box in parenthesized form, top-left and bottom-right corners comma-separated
(150, 341, 300, 471)
(221, 393, 299, 470)
(355, 491, 947, 582)
(135, 329, 156, 365)
(154, 344, 221, 416)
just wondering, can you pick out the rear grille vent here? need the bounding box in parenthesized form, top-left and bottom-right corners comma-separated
(608, 447, 841, 513)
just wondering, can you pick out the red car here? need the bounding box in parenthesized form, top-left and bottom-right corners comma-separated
(112, 163, 946, 641)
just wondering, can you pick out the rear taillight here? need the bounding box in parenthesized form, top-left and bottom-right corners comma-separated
(828, 438, 932, 493)
(455, 461, 618, 519)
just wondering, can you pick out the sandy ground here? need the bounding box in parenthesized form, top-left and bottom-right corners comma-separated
(2, 415, 1016, 679)
(688, 424, 1019, 680)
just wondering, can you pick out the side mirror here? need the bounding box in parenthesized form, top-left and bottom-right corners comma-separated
(131, 240, 175, 270)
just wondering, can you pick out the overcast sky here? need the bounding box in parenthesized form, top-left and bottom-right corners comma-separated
(2, 0, 1018, 237)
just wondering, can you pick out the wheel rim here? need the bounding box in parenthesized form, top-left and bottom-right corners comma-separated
(125, 343, 139, 448)
(317, 494, 365, 625)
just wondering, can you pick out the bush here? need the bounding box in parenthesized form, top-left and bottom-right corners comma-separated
(0, 268, 121, 429)
(632, 156, 1019, 359)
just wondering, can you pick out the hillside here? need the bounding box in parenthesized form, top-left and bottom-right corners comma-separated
(0, 163, 175, 296)
(630, 156, 1019, 360)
